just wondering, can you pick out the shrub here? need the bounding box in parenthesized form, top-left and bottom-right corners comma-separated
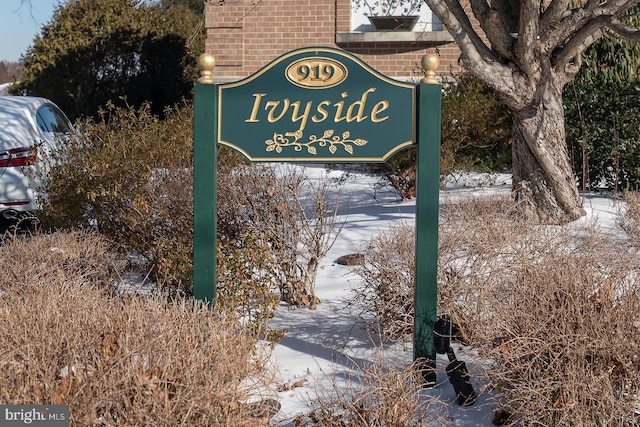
(618, 191, 640, 242)
(456, 219, 640, 425)
(350, 222, 415, 341)
(0, 231, 273, 427)
(351, 194, 640, 425)
(375, 148, 418, 199)
(216, 233, 282, 339)
(39, 103, 281, 337)
(15, 0, 203, 121)
(564, 34, 640, 192)
(565, 78, 640, 192)
(303, 360, 449, 426)
(40, 102, 194, 291)
(217, 164, 344, 309)
(440, 74, 511, 174)
(350, 195, 527, 342)
(40, 101, 342, 329)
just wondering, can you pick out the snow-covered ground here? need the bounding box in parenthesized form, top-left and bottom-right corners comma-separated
(265, 164, 622, 426)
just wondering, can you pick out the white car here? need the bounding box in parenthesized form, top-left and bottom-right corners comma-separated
(0, 96, 73, 218)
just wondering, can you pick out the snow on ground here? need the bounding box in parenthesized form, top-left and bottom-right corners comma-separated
(266, 164, 622, 426)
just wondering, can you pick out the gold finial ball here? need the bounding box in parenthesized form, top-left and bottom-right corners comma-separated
(421, 52, 440, 84)
(198, 53, 216, 72)
(197, 53, 216, 84)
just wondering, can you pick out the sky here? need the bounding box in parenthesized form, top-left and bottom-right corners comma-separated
(0, 0, 59, 62)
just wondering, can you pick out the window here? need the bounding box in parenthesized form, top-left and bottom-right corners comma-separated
(350, 0, 442, 32)
(36, 104, 72, 134)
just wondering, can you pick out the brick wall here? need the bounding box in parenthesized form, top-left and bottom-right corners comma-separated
(204, 0, 468, 81)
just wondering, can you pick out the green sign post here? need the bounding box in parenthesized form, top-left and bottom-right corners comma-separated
(193, 47, 441, 383)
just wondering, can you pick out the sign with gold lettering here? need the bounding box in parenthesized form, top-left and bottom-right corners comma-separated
(217, 47, 415, 162)
(194, 47, 442, 385)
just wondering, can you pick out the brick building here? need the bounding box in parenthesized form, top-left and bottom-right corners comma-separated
(204, 0, 467, 82)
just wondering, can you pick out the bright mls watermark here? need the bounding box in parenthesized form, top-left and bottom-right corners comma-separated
(0, 405, 69, 426)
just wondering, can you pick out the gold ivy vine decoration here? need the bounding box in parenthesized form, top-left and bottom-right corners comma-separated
(265, 129, 368, 155)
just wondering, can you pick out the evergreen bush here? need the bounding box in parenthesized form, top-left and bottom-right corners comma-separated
(564, 34, 640, 193)
(375, 74, 511, 199)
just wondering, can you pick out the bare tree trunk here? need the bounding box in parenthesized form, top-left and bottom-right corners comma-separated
(511, 81, 586, 224)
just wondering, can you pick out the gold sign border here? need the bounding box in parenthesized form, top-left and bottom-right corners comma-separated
(217, 47, 417, 162)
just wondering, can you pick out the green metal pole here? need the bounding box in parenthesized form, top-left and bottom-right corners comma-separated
(414, 82, 441, 385)
(193, 81, 218, 305)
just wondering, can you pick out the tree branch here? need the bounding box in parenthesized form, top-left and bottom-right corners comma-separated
(516, 0, 541, 76)
(551, 0, 636, 59)
(540, 0, 571, 33)
(469, 0, 515, 61)
(553, 16, 606, 71)
(425, 1, 514, 76)
(491, 0, 519, 31)
(606, 17, 640, 42)
(559, 51, 581, 86)
(541, 0, 632, 53)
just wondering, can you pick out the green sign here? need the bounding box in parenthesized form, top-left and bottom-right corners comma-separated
(193, 46, 441, 385)
(217, 47, 415, 162)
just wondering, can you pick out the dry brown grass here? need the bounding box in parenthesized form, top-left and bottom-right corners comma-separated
(0, 231, 274, 426)
(454, 222, 640, 425)
(353, 193, 640, 426)
(349, 222, 416, 341)
(618, 191, 640, 243)
(7, 191, 640, 426)
(442, 195, 640, 425)
(301, 360, 450, 426)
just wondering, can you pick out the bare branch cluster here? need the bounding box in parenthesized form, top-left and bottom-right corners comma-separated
(349, 222, 416, 341)
(0, 231, 275, 426)
(351, 193, 640, 424)
(426, 0, 640, 106)
(217, 164, 345, 309)
(304, 359, 450, 426)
